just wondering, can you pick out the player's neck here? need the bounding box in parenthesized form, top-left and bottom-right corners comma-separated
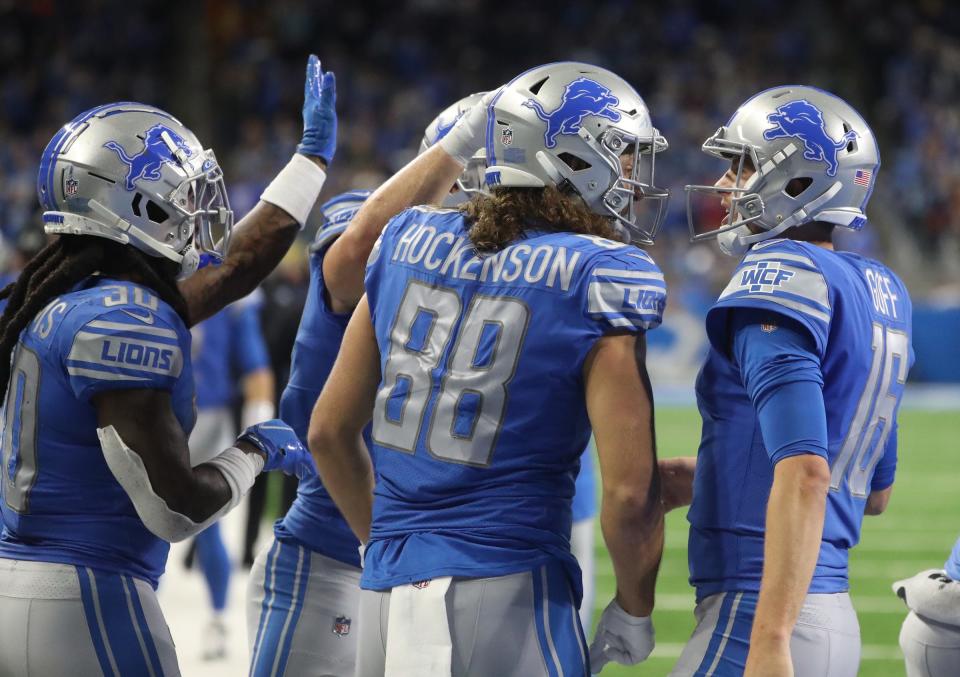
(811, 240, 834, 251)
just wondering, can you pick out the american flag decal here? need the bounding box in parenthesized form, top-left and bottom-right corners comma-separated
(854, 169, 872, 187)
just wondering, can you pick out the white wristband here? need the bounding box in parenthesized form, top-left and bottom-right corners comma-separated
(241, 400, 275, 430)
(260, 154, 327, 228)
(206, 446, 265, 514)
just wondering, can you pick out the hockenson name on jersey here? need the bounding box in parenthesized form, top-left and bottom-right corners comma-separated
(390, 221, 581, 292)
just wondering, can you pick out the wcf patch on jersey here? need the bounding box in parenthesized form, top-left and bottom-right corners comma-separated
(738, 260, 795, 293)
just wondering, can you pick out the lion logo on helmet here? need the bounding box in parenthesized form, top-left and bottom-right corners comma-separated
(103, 124, 195, 191)
(762, 99, 858, 177)
(523, 77, 621, 149)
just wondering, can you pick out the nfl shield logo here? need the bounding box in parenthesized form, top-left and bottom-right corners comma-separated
(332, 615, 351, 637)
(65, 178, 79, 197)
(500, 128, 514, 147)
(412, 580, 431, 590)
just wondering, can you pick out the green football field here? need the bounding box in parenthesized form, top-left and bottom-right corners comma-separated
(589, 407, 960, 676)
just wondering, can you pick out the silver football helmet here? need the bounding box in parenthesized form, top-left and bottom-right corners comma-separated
(483, 62, 669, 245)
(420, 92, 488, 204)
(685, 85, 880, 256)
(37, 102, 233, 277)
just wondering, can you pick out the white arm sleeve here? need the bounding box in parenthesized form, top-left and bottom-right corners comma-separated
(97, 425, 264, 543)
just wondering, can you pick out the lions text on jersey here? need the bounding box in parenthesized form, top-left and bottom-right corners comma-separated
(0, 277, 195, 587)
(361, 205, 667, 603)
(689, 238, 913, 598)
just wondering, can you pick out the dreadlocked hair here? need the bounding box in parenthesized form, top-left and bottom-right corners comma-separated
(460, 185, 619, 253)
(0, 235, 189, 400)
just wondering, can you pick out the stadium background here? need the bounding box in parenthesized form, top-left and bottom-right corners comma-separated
(1, 1, 958, 674)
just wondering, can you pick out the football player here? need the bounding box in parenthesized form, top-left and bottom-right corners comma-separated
(188, 291, 275, 660)
(893, 535, 960, 675)
(664, 86, 913, 676)
(0, 55, 334, 675)
(246, 92, 485, 677)
(309, 62, 669, 676)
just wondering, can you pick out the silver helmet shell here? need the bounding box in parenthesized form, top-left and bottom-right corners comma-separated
(420, 92, 487, 204)
(483, 62, 669, 245)
(37, 102, 233, 278)
(685, 85, 880, 254)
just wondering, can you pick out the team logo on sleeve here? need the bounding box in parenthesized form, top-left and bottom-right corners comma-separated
(762, 100, 858, 177)
(103, 124, 195, 190)
(739, 260, 795, 292)
(332, 615, 352, 637)
(522, 77, 621, 149)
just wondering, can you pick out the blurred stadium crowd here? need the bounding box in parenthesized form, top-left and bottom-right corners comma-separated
(1, 0, 958, 369)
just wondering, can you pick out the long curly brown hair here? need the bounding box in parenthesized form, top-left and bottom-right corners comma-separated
(460, 186, 618, 252)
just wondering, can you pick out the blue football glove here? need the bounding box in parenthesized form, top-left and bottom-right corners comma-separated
(238, 419, 316, 479)
(296, 54, 337, 164)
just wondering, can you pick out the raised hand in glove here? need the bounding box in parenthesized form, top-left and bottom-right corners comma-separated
(297, 54, 337, 164)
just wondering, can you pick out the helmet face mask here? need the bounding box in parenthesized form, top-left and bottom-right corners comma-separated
(685, 130, 766, 241)
(685, 85, 880, 255)
(596, 129, 670, 245)
(166, 150, 233, 264)
(484, 62, 669, 245)
(37, 103, 234, 278)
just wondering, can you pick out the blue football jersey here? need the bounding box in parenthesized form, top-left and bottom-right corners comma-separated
(274, 223, 369, 567)
(361, 206, 666, 602)
(0, 277, 196, 587)
(689, 239, 913, 598)
(191, 293, 269, 410)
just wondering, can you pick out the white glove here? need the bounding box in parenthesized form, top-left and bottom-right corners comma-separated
(588, 599, 654, 673)
(893, 569, 960, 626)
(438, 89, 500, 166)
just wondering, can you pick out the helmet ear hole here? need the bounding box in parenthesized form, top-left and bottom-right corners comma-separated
(557, 152, 591, 171)
(131, 193, 143, 217)
(528, 77, 549, 95)
(843, 122, 857, 153)
(784, 177, 813, 198)
(145, 200, 168, 224)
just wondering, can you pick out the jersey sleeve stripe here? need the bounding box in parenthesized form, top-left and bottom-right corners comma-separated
(310, 223, 348, 254)
(626, 251, 655, 264)
(742, 251, 817, 269)
(79, 326, 181, 346)
(603, 315, 662, 330)
(85, 320, 179, 340)
(592, 268, 665, 282)
(716, 293, 831, 324)
(66, 356, 184, 380)
(66, 366, 151, 383)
